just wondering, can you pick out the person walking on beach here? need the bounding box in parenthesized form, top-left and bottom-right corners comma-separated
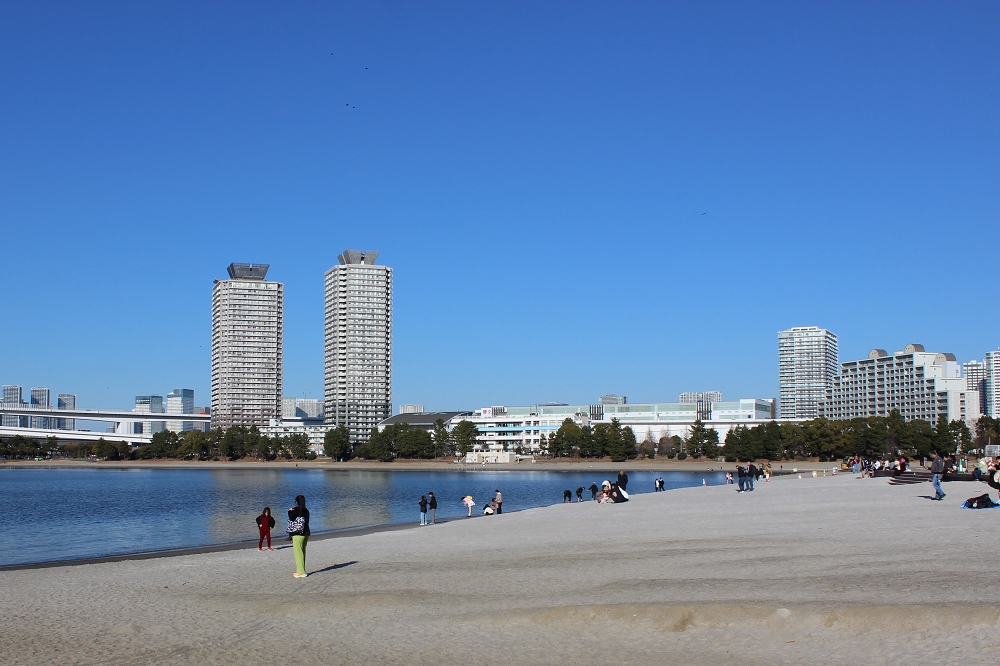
(287, 495, 310, 578)
(736, 465, 746, 492)
(617, 470, 629, 492)
(428, 492, 437, 524)
(256, 507, 275, 551)
(589, 482, 598, 500)
(494, 489, 503, 514)
(930, 451, 946, 501)
(747, 464, 757, 491)
(419, 495, 428, 525)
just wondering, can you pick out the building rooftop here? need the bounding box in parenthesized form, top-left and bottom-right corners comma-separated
(338, 249, 380, 266)
(227, 263, 269, 280)
(379, 411, 472, 428)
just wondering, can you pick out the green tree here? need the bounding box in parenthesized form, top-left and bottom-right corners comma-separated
(431, 419, 452, 457)
(685, 419, 718, 459)
(952, 419, 974, 455)
(452, 420, 479, 455)
(285, 433, 312, 460)
(324, 425, 352, 461)
(549, 418, 581, 457)
(94, 437, 118, 460)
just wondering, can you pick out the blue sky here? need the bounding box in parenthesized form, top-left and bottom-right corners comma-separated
(1, 2, 997, 413)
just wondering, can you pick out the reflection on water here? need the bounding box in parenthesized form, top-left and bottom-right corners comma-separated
(0, 467, 726, 567)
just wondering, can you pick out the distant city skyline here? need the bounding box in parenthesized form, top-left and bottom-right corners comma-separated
(1, 3, 996, 413)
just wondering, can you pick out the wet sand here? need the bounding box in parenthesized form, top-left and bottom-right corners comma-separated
(2, 474, 994, 665)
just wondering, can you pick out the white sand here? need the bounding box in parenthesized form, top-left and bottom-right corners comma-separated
(3, 475, 998, 665)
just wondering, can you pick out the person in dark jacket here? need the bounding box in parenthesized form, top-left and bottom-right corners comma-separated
(617, 470, 629, 491)
(589, 482, 599, 500)
(563, 489, 572, 502)
(288, 495, 310, 578)
(747, 464, 757, 491)
(576, 487, 584, 502)
(419, 495, 428, 525)
(930, 452, 946, 500)
(736, 466, 746, 492)
(428, 492, 437, 524)
(256, 507, 275, 551)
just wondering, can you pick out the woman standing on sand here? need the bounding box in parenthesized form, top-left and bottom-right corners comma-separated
(462, 495, 475, 517)
(287, 495, 310, 578)
(256, 507, 275, 551)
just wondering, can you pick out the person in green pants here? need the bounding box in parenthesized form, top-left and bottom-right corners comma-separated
(287, 495, 310, 577)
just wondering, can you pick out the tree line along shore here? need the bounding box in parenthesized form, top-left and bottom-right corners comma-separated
(3, 412, 998, 464)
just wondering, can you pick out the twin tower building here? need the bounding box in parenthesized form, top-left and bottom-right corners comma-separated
(210, 250, 392, 445)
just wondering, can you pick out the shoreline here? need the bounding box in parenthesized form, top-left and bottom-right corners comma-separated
(0, 457, 838, 472)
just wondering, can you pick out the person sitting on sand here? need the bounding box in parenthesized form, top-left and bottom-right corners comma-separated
(609, 483, 629, 503)
(483, 502, 495, 516)
(563, 489, 572, 503)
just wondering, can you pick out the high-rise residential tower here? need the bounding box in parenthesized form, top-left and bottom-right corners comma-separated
(964, 360, 988, 417)
(778, 326, 839, 419)
(166, 388, 195, 432)
(211, 263, 284, 430)
(324, 250, 392, 445)
(986, 350, 1000, 419)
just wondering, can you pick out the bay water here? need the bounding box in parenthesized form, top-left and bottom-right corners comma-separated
(0, 467, 727, 567)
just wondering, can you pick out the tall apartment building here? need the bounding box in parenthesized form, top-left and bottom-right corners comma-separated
(778, 326, 839, 419)
(166, 388, 195, 432)
(211, 263, 284, 430)
(399, 404, 425, 414)
(57, 394, 76, 430)
(679, 391, 723, 420)
(986, 350, 1000, 419)
(30, 388, 51, 429)
(2, 385, 25, 427)
(818, 344, 980, 426)
(282, 397, 324, 420)
(324, 250, 392, 445)
(964, 360, 988, 417)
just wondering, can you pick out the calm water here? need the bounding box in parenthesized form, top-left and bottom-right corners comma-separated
(0, 467, 727, 567)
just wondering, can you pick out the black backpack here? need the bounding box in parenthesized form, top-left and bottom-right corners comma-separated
(962, 494, 998, 509)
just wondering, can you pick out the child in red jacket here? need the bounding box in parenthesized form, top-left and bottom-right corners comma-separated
(256, 507, 275, 551)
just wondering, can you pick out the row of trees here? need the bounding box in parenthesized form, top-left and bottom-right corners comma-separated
(1, 426, 320, 461)
(723, 412, 974, 462)
(353, 420, 480, 461)
(543, 418, 638, 462)
(6, 411, 995, 463)
(543, 411, 985, 462)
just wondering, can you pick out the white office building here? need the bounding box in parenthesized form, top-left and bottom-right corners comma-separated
(57, 394, 76, 430)
(399, 404, 425, 414)
(211, 263, 283, 430)
(282, 397, 324, 421)
(986, 350, 1000, 419)
(711, 399, 775, 421)
(679, 391, 723, 420)
(30, 387, 51, 429)
(128, 395, 165, 435)
(324, 250, 392, 446)
(778, 326, 839, 419)
(818, 344, 980, 426)
(448, 400, 780, 454)
(166, 389, 195, 432)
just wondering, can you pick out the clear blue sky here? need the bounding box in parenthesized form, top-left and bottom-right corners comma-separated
(1, 2, 997, 413)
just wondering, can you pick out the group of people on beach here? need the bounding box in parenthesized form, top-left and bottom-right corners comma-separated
(564, 471, 631, 504)
(458, 489, 503, 517)
(726, 463, 770, 492)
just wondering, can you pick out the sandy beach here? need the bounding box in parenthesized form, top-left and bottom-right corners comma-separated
(3, 473, 996, 665)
